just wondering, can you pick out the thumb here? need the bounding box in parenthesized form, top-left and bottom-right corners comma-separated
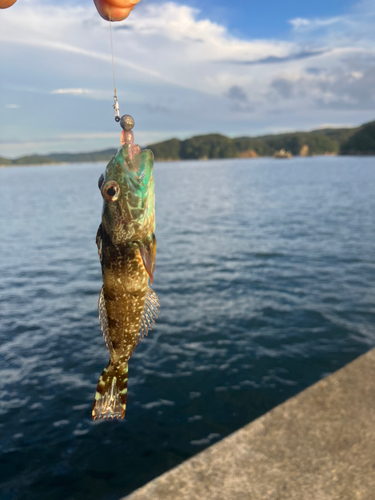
(93, 0, 141, 22)
(0, 0, 18, 8)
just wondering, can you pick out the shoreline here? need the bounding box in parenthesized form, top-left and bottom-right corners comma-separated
(124, 348, 375, 500)
(2, 153, 373, 169)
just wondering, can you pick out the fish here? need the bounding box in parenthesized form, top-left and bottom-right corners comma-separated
(92, 126, 159, 420)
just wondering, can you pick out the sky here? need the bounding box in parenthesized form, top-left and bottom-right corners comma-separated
(1, 0, 375, 157)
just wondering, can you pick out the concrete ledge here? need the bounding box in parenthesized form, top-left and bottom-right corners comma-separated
(124, 348, 375, 500)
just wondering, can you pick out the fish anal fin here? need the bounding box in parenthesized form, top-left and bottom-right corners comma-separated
(99, 286, 113, 353)
(139, 286, 160, 340)
(139, 234, 157, 284)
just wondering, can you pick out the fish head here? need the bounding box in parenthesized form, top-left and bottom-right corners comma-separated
(99, 144, 155, 244)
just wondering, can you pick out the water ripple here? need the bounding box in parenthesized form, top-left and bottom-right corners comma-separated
(0, 157, 375, 499)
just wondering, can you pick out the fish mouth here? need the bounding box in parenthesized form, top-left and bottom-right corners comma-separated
(120, 160, 149, 192)
(109, 144, 153, 194)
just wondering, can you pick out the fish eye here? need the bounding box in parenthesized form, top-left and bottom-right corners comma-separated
(102, 181, 120, 202)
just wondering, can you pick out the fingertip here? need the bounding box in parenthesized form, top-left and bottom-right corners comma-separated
(94, 0, 139, 22)
(109, 7, 134, 22)
(0, 0, 18, 9)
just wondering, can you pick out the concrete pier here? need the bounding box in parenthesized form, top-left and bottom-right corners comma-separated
(124, 348, 375, 500)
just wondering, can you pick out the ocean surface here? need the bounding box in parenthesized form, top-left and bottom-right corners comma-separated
(0, 156, 374, 500)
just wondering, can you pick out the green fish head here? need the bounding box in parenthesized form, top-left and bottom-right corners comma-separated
(99, 145, 155, 244)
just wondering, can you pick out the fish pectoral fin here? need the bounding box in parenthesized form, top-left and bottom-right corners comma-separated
(96, 224, 103, 263)
(139, 286, 160, 340)
(139, 234, 157, 284)
(99, 286, 113, 353)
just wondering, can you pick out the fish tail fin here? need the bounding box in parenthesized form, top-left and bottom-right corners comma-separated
(91, 360, 129, 420)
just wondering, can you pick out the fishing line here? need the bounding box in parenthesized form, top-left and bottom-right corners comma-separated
(110, 20, 117, 96)
(109, 16, 120, 122)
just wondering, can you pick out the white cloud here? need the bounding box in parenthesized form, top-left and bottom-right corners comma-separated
(5, 104, 20, 109)
(313, 123, 354, 129)
(289, 16, 344, 31)
(0, 1, 295, 95)
(289, 18, 311, 29)
(51, 88, 93, 95)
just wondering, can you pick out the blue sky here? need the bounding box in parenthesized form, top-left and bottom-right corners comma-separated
(170, 0, 354, 38)
(1, 0, 375, 157)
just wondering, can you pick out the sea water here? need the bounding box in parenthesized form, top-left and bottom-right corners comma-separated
(0, 156, 374, 499)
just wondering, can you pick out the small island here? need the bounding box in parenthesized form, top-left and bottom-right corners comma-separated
(274, 149, 293, 159)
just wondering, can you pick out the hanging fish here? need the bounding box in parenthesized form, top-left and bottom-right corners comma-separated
(92, 114, 159, 420)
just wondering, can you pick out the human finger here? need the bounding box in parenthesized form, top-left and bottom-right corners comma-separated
(93, 0, 141, 22)
(0, 0, 18, 9)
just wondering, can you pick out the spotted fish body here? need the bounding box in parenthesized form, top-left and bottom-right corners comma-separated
(92, 142, 159, 420)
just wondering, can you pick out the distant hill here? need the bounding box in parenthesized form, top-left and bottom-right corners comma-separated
(0, 149, 117, 167)
(340, 120, 375, 155)
(11, 155, 56, 165)
(148, 138, 181, 161)
(1, 121, 374, 166)
(148, 126, 359, 161)
(253, 128, 356, 156)
(48, 149, 117, 163)
(310, 127, 357, 144)
(0, 156, 12, 166)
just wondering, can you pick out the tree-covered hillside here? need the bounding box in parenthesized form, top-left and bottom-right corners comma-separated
(149, 139, 181, 161)
(48, 149, 117, 163)
(255, 132, 338, 156)
(0, 157, 12, 166)
(148, 126, 359, 161)
(340, 121, 375, 155)
(11, 155, 56, 165)
(1, 149, 117, 166)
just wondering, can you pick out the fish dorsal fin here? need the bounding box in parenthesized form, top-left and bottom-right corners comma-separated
(139, 287, 160, 340)
(99, 286, 113, 352)
(139, 234, 157, 284)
